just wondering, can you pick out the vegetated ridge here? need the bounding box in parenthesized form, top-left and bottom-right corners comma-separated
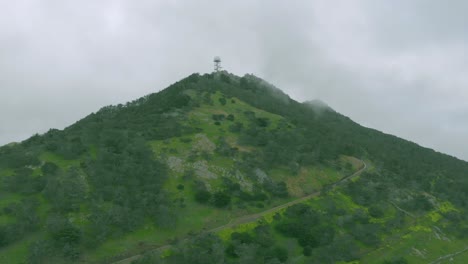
(0, 72, 467, 264)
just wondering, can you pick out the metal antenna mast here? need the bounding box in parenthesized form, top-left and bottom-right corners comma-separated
(214, 56, 222, 72)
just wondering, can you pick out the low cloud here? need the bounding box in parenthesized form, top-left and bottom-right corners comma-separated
(1, 1, 467, 161)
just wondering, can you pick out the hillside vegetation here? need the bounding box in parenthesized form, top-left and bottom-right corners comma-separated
(0, 72, 467, 263)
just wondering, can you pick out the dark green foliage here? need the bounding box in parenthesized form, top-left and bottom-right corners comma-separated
(43, 168, 86, 212)
(219, 97, 227, 105)
(349, 223, 381, 246)
(31, 131, 172, 255)
(193, 180, 212, 204)
(42, 130, 86, 160)
(369, 204, 385, 218)
(383, 257, 409, 264)
(213, 191, 231, 207)
(263, 181, 288, 198)
(303, 245, 312, 256)
(178, 233, 225, 264)
(86, 135, 167, 207)
(195, 190, 211, 204)
(179, 137, 192, 143)
(220, 73, 231, 84)
(223, 224, 288, 263)
(212, 114, 225, 122)
(3, 168, 45, 194)
(402, 194, 434, 212)
(41, 162, 59, 175)
(231, 232, 253, 244)
(228, 122, 243, 133)
(309, 234, 360, 263)
(185, 73, 200, 83)
(27, 239, 54, 264)
(43, 214, 83, 260)
(130, 252, 162, 264)
(343, 172, 397, 218)
(255, 117, 270, 127)
(62, 243, 81, 261)
(253, 224, 275, 248)
(0, 144, 40, 169)
(46, 214, 82, 249)
(0, 198, 40, 247)
(272, 201, 371, 260)
(267, 246, 288, 262)
(216, 137, 237, 157)
(385, 211, 406, 230)
(275, 204, 323, 248)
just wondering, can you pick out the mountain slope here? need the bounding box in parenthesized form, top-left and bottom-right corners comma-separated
(0, 72, 467, 264)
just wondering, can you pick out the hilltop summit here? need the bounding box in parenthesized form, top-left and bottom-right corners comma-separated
(1, 72, 467, 263)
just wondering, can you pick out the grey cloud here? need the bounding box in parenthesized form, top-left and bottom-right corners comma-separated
(365, 0, 468, 51)
(1, 1, 467, 161)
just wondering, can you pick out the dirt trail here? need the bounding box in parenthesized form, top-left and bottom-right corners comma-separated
(428, 246, 468, 264)
(111, 161, 367, 264)
(211, 161, 366, 232)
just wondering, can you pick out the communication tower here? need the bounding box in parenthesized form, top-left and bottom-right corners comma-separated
(214, 56, 222, 72)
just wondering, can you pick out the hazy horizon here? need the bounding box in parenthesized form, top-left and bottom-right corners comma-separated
(2, 1, 468, 161)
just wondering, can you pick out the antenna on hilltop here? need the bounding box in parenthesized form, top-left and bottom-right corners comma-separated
(214, 56, 222, 72)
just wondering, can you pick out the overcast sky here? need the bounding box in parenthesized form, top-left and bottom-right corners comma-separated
(1, 0, 467, 161)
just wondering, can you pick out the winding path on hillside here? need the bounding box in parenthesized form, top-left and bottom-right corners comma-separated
(429, 246, 468, 264)
(110, 161, 367, 264)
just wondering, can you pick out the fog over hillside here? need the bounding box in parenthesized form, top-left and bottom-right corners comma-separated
(1, 1, 468, 160)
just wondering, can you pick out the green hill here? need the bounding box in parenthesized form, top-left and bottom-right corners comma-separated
(0, 72, 467, 264)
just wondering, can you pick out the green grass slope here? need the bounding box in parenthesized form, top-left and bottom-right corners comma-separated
(0, 72, 467, 264)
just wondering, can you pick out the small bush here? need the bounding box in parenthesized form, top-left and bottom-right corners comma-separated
(195, 190, 211, 204)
